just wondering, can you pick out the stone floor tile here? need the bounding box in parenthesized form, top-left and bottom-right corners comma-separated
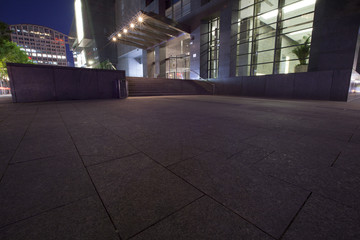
(0, 151, 13, 180)
(334, 143, 360, 174)
(0, 126, 27, 153)
(88, 153, 202, 239)
(74, 134, 138, 166)
(282, 194, 360, 240)
(255, 151, 360, 209)
(227, 146, 273, 165)
(254, 149, 337, 182)
(169, 151, 309, 238)
(131, 196, 273, 240)
(11, 137, 76, 163)
(243, 131, 302, 152)
(0, 196, 119, 240)
(0, 152, 96, 227)
(130, 135, 204, 166)
(67, 122, 113, 141)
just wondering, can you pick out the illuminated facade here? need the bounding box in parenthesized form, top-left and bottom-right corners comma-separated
(72, 0, 360, 101)
(9, 24, 72, 66)
(70, 0, 117, 68)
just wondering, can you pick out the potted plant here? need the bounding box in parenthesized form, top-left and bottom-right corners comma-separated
(292, 35, 311, 73)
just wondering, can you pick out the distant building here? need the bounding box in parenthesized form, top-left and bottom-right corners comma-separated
(9, 24, 74, 67)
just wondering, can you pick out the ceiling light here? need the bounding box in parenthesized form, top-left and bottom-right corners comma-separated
(112, 37, 116, 41)
(130, 23, 135, 28)
(138, 16, 143, 22)
(123, 28, 128, 33)
(117, 33, 121, 37)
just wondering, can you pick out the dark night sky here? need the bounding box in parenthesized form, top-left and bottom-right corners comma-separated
(0, 0, 74, 35)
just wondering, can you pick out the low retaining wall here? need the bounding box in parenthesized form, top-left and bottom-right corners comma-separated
(7, 63, 126, 103)
(213, 69, 352, 101)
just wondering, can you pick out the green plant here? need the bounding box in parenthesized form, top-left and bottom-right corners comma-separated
(94, 59, 116, 70)
(0, 40, 34, 80)
(0, 22, 34, 80)
(292, 35, 311, 65)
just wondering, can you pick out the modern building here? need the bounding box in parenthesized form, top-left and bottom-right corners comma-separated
(69, 0, 117, 68)
(72, 0, 360, 101)
(9, 24, 73, 67)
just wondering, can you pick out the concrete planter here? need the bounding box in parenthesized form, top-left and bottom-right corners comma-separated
(295, 65, 308, 73)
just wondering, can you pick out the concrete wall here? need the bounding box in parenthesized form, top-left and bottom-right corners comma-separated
(309, 0, 360, 72)
(213, 69, 352, 101)
(7, 63, 126, 103)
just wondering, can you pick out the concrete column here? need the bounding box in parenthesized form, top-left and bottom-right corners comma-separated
(154, 46, 160, 77)
(190, 27, 201, 79)
(200, 20, 209, 79)
(309, 0, 360, 72)
(142, 49, 148, 77)
(147, 49, 155, 78)
(308, 0, 360, 100)
(159, 43, 167, 78)
(218, 2, 232, 79)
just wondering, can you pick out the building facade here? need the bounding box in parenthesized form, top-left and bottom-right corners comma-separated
(70, 0, 117, 68)
(9, 24, 73, 66)
(72, 0, 360, 101)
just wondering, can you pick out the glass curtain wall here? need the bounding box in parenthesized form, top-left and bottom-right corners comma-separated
(235, 0, 316, 76)
(165, 0, 191, 20)
(208, 17, 220, 78)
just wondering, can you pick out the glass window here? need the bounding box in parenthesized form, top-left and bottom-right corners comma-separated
(207, 17, 220, 78)
(235, 0, 315, 76)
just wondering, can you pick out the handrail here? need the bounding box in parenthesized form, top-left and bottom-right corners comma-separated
(188, 70, 215, 95)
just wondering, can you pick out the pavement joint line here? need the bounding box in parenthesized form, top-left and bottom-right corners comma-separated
(0, 106, 38, 185)
(0, 194, 97, 231)
(139, 149, 277, 240)
(330, 151, 342, 167)
(7, 154, 59, 165)
(266, 173, 315, 195)
(0, 103, 24, 124)
(57, 103, 123, 240)
(84, 152, 143, 168)
(127, 194, 206, 239)
(78, 100, 278, 240)
(347, 133, 354, 142)
(267, 173, 359, 210)
(163, 149, 213, 169)
(279, 192, 312, 240)
(203, 192, 278, 240)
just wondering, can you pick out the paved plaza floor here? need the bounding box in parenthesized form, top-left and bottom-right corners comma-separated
(0, 95, 359, 239)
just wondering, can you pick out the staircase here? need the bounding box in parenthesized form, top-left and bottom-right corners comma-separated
(126, 77, 214, 97)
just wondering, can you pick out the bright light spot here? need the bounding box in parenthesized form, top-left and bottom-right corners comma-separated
(260, 9, 278, 19)
(138, 16, 143, 22)
(112, 37, 117, 41)
(88, 60, 94, 65)
(130, 23, 135, 28)
(123, 28, 128, 33)
(285, 56, 290, 74)
(284, 0, 316, 13)
(75, 0, 84, 43)
(79, 50, 86, 67)
(117, 33, 121, 37)
(289, 28, 313, 35)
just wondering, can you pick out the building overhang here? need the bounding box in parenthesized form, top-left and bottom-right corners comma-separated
(109, 11, 190, 50)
